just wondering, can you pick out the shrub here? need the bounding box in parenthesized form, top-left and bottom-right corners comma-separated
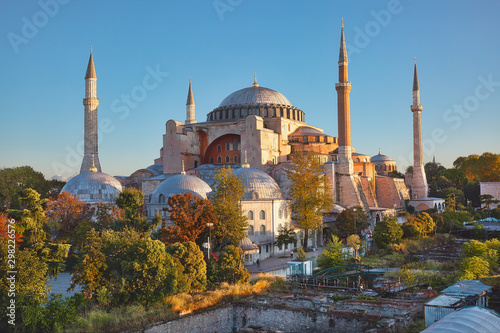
(373, 217, 403, 249)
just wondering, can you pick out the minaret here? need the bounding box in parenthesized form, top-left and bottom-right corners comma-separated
(80, 48, 102, 174)
(185, 79, 196, 124)
(410, 59, 428, 199)
(335, 19, 353, 174)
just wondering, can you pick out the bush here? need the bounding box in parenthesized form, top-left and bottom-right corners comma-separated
(373, 217, 403, 249)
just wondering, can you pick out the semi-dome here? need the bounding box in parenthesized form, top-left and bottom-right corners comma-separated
(150, 173, 212, 203)
(61, 171, 122, 203)
(219, 86, 292, 108)
(233, 166, 283, 200)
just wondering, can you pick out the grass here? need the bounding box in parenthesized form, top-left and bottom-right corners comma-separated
(66, 276, 286, 333)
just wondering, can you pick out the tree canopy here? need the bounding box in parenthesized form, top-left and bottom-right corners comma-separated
(336, 206, 369, 236)
(453, 152, 500, 182)
(373, 217, 403, 249)
(211, 167, 248, 250)
(286, 151, 333, 249)
(316, 235, 349, 271)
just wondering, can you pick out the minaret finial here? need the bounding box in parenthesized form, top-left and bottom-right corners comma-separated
(378, 148, 381, 155)
(181, 160, 186, 175)
(413, 57, 419, 91)
(85, 48, 97, 79)
(186, 78, 194, 105)
(252, 72, 259, 88)
(339, 19, 348, 64)
(89, 154, 98, 173)
(242, 150, 250, 168)
(342, 18, 344, 29)
(90, 45, 92, 53)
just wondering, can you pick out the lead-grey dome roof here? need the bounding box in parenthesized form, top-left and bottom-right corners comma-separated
(233, 167, 283, 200)
(371, 153, 394, 162)
(61, 172, 122, 203)
(150, 173, 212, 203)
(219, 86, 292, 107)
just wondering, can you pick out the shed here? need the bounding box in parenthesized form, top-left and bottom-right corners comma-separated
(422, 306, 500, 333)
(441, 280, 491, 307)
(424, 294, 469, 327)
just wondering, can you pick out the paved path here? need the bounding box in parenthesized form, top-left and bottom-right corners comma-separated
(246, 247, 324, 274)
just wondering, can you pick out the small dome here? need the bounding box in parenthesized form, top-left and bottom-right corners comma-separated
(219, 86, 292, 107)
(371, 153, 394, 162)
(150, 173, 212, 203)
(233, 167, 283, 200)
(61, 172, 122, 203)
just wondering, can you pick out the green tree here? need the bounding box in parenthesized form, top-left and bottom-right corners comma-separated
(211, 167, 248, 250)
(316, 235, 348, 270)
(346, 234, 361, 258)
(163, 193, 216, 244)
(296, 246, 307, 260)
(215, 245, 250, 285)
(414, 212, 435, 237)
(286, 151, 333, 249)
(459, 256, 490, 280)
(70, 228, 107, 299)
(336, 206, 369, 236)
(275, 225, 296, 257)
(19, 188, 48, 248)
(462, 239, 499, 269)
(480, 194, 500, 211)
(166, 241, 207, 292)
(454, 152, 500, 182)
(115, 188, 159, 233)
(373, 217, 403, 249)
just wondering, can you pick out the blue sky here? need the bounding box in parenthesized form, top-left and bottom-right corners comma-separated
(1, 0, 500, 180)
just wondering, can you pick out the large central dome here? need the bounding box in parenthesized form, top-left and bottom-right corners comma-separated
(219, 86, 292, 108)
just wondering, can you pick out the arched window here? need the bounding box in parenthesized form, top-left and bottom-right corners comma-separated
(225, 155, 230, 163)
(252, 192, 259, 200)
(142, 172, 147, 179)
(259, 225, 266, 235)
(159, 194, 165, 204)
(356, 158, 360, 163)
(210, 156, 214, 164)
(234, 155, 238, 163)
(217, 145, 222, 153)
(248, 210, 254, 220)
(217, 156, 222, 163)
(264, 108, 268, 117)
(287, 109, 290, 119)
(247, 225, 254, 236)
(259, 210, 266, 220)
(272, 108, 276, 117)
(134, 176, 138, 183)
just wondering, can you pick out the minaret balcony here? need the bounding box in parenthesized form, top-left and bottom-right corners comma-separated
(335, 82, 351, 88)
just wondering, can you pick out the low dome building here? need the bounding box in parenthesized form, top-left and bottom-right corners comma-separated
(147, 168, 212, 220)
(60, 168, 122, 203)
(371, 150, 397, 175)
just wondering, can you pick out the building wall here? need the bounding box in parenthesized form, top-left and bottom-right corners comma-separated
(375, 176, 410, 209)
(480, 182, 500, 209)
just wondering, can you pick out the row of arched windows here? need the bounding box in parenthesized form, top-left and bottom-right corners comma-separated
(375, 164, 396, 172)
(248, 210, 266, 220)
(209, 155, 239, 164)
(207, 106, 305, 122)
(247, 224, 266, 236)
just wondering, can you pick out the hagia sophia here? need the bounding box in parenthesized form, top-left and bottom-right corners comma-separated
(61, 22, 444, 262)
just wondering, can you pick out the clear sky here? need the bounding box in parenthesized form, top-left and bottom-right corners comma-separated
(1, 0, 500, 180)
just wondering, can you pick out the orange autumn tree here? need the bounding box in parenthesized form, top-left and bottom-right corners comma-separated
(161, 193, 216, 244)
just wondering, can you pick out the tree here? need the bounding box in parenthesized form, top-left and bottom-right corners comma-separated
(162, 193, 216, 244)
(0, 166, 65, 210)
(414, 212, 435, 237)
(70, 228, 107, 299)
(480, 194, 500, 211)
(388, 170, 405, 178)
(45, 192, 92, 243)
(215, 245, 249, 285)
(336, 206, 369, 236)
(286, 151, 334, 249)
(115, 188, 159, 233)
(316, 235, 348, 271)
(166, 241, 207, 292)
(454, 153, 500, 182)
(275, 225, 296, 256)
(462, 239, 499, 269)
(373, 217, 403, 249)
(19, 188, 48, 248)
(346, 234, 361, 258)
(459, 256, 490, 280)
(211, 167, 248, 250)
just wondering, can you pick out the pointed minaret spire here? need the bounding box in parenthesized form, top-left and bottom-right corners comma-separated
(80, 49, 101, 174)
(252, 72, 259, 88)
(335, 19, 353, 175)
(185, 78, 196, 124)
(410, 58, 428, 199)
(339, 18, 348, 65)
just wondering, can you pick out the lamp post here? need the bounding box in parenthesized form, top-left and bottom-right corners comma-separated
(207, 222, 214, 259)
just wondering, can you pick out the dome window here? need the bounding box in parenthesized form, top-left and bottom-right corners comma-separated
(252, 192, 259, 200)
(217, 144, 222, 153)
(159, 194, 165, 204)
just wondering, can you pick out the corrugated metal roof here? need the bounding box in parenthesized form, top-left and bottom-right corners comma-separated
(425, 295, 466, 307)
(441, 280, 491, 296)
(422, 306, 500, 333)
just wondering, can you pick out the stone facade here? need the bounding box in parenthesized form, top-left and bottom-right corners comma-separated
(480, 182, 500, 209)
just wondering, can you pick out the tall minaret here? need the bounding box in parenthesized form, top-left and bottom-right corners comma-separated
(335, 19, 353, 174)
(410, 59, 428, 199)
(80, 48, 102, 174)
(185, 78, 196, 124)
